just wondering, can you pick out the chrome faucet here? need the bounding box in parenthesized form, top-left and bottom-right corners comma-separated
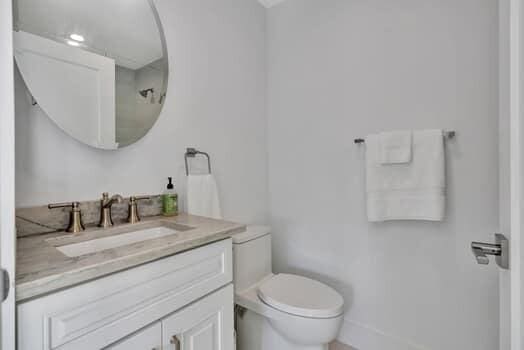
(98, 192, 124, 228)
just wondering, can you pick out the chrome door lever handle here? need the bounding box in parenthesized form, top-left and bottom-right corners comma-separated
(471, 233, 509, 269)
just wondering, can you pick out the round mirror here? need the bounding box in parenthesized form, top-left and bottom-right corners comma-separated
(13, 0, 169, 149)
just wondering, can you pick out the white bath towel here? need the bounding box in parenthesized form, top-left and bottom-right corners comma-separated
(366, 129, 445, 222)
(379, 130, 412, 164)
(187, 174, 222, 220)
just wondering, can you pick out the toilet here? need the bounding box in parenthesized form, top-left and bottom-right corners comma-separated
(233, 226, 344, 350)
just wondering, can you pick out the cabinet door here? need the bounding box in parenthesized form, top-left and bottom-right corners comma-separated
(162, 285, 234, 350)
(106, 322, 161, 350)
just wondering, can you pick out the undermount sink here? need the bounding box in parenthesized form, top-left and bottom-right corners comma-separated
(51, 225, 184, 258)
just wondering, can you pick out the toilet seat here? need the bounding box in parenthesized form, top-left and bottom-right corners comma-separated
(257, 274, 344, 319)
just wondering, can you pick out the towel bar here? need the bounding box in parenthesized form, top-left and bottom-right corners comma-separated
(354, 130, 456, 144)
(184, 148, 212, 175)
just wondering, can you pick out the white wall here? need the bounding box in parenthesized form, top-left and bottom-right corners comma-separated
(15, 0, 268, 224)
(267, 1, 499, 349)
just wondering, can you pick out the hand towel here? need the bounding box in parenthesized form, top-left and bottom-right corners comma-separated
(187, 174, 222, 220)
(365, 129, 445, 222)
(379, 130, 412, 164)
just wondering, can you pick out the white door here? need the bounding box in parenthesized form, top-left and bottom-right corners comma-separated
(107, 322, 162, 350)
(162, 285, 234, 350)
(0, 1, 16, 350)
(499, 0, 524, 349)
(13, 30, 118, 150)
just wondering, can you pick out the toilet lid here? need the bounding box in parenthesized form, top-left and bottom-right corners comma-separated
(257, 274, 344, 318)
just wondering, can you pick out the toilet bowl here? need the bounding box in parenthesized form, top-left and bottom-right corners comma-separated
(233, 227, 344, 350)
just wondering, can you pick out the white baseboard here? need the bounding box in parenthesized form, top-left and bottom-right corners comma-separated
(337, 319, 430, 350)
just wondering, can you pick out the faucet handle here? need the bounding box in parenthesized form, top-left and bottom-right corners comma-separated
(48, 202, 85, 233)
(48, 201, 79, 209)
(127, 196, 151, 224)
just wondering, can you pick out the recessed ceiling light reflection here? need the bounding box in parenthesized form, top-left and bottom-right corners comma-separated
(69, 34, 84, 42)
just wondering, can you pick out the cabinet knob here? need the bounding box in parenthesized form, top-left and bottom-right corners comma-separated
(170, 335, 181, 349)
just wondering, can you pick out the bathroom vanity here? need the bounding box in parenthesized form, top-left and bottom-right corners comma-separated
(16, 213, 244, 350)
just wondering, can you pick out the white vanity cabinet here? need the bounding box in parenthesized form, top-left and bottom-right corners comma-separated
(17, 239, 234, 350)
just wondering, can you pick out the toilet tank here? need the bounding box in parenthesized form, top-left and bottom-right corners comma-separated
(232, 226, 272, 293)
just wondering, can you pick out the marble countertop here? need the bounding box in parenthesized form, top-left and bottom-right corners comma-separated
(16, 214, 245, 302)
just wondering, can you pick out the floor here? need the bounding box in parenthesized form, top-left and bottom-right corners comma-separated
(330, 341, 356, 350)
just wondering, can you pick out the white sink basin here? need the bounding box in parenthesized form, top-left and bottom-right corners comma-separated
(55, 226, 179, 257)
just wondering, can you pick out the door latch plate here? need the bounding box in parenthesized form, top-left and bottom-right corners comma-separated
(495, 233, 509, 270)
(1, 268, 10, 302)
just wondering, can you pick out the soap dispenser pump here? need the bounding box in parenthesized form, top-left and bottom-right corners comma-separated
(162, 177, 178, 216)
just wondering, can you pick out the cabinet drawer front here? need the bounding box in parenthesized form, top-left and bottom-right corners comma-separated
(18, 239, 232, 350)
(106, 322, 161, 350)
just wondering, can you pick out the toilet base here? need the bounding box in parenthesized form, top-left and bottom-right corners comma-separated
(237, 309, 329, 350)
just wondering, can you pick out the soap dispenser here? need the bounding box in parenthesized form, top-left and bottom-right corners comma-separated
(162, 177, 178, 216)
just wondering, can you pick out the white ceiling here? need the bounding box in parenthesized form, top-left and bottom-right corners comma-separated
(257, 0, 288, 8)
(16, 0, 164, 70)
